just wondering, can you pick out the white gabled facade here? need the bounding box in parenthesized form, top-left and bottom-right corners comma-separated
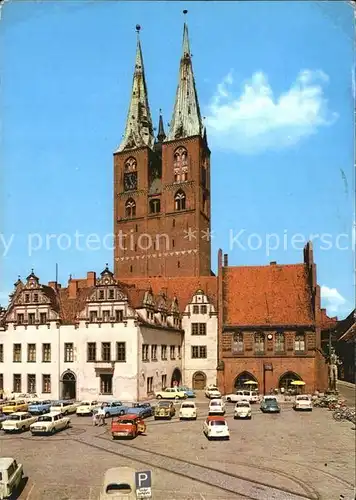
(182, 289, 218, 389)
(0, 268, 184, 402)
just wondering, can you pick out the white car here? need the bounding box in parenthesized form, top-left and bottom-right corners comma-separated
(205, 385, 221, 399)
(208, 399, 225, 415)
(203, 416, 230, 440)
(293, 395, 313, 411)
(225, 390, 259, 404)
(179, 401, 197, 420)
(76, 400, 99, 416)
(50, 400, 79, 415)
(30, 412, 70, 435)
(1, 412, 38, 433)
(234, 401, 252, 419)
(0, 458, 23, 499)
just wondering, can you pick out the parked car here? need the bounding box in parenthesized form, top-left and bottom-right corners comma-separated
(99, 467, 137, 500)
(28, 400, 52, 415)
(93, 401, 129, 418)
(205, 385, 221, 399)
(0, 458, 23, 499)
(260, 396, 281, 413)
(225, 390, 259, 404)
(111, 414, 146, 439)
(50, 400, 79, 415)
(76, 400, 99, 416)
(177, 386, 196, 398)
(2, 412, 38, 433)
(0, 411, 8, 429)
(155, 387, 187, 400)
(30, 412, 70, 435)
(179, 401, 197, 420)
(203, 416, 230, 440)
(234, 401, 252, 419)
(127, 402, 153, 418)
(293, 395, 313, 411)
(154, 401, 176, 420)
(2, 400, 28, 415)
(209, 399, 225, 415)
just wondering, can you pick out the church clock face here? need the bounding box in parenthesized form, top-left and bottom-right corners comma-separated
(124, 172, 138, 191)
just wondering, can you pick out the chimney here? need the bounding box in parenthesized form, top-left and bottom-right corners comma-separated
(48, 281, 57, 289)
(321, 308, 326, 314)
(68, 280, 78, 299)
(270, 261, 277, 265)
(223, 254, 228, 266)
(86, 271, 96, 287)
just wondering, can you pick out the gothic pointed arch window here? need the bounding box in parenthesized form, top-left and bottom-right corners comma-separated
(125, 198, 136, 218)
(173, 146, 188, 183)
(124, 157, 138, 191)
(124, 157, 137, 172)
(149, 198, 160, 214)
(174, 190, 186, 211)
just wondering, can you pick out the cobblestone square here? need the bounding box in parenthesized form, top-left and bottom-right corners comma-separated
(0, 398, 354, 500)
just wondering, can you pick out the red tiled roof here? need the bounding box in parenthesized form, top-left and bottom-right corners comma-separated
(120, 277, 218, 310)
(223, 263, 313, 326)
(58, 286, 94, 324)
(320, 309, 337, 330)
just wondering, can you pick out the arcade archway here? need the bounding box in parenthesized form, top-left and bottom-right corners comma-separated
(234, 371, 258, 390)
(279, 372, 303, 392)
(192, 371, 206, 390)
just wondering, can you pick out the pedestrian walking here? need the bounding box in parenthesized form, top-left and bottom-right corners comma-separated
(97, 404, 106, 426)
(92, 411, 98, 426)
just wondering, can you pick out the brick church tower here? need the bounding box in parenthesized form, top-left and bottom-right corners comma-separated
(114, 20, 211, 278)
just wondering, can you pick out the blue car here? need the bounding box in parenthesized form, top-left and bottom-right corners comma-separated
(93, 401, 129, 418)
(28, 400, 52, 415)
(127, 402, 154, 418)
(177, 387, 196, 398)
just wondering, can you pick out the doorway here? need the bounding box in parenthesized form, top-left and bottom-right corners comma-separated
(192, 371, 206, 390)
(171, 368, 182, 387)
(61, 370, 76, 400)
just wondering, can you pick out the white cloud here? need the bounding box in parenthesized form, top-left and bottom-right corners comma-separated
(320, 285, 348, 317)
(204, 69, 338, 154)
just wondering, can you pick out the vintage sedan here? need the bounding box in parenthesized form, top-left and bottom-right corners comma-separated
(2, 412, 38, 433)
(50, 400, 79, 415)
(126, 402, 153, 418)
(154, 401, 176, 420)
(209, 399, 225, 415)
(93, 401, 129, 418)
(234, 401, 252, 419)
(76, 400, 99, 416)
(179, 401, 197, 420)
(2, 400, 28, 415)
(260, 397, 281, 413)
(28, 400, 52, 415)
(203, 416, 230, 440)
(111, 414, 146, 440)
(155, 388, 187, 400)
(293, 395, 313, 411)
(30, 412, 70, 435)
(204, 385, 222, 399)
(0, 458, 23, 500)
(177, 386, 196, 398)
(0, 411, 8, 429)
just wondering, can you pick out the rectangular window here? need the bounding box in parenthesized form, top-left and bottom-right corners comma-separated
(0, 344, 3, 363)
(42, 374, 51, 393)
(146, 376, 153, 394)
(109, 289, 114, 299)
(101, 342, 111, 362)
(13, 344, 21, 362)
(275, 333, 285, 352)
(64, 343, 74, 362)
(13, 374, 21, 393)
(161, 345, 167, 360)
(115, 310, 123, 322)
(170, 345, 175, 360)
(99, 290, 104, 300)
(17, 313, 24, 325)
(87, 343, 96, 362)
(27, 374, 36, 393)
(28, 313, 35, 325)
(161, 374, 167, 389)
(90, 310, 98, 322)
(34, 293, 39, 303)
(100, 374, 113, 395)
(25, 294, 30, 303)
(27, 344, 36, 362)
(193, 305, 199, 314)
(102, 310, 110, 322)
(200, 305, 207, 314)
(295, 334, 305, 352)
(142, 344, 149, 361)
(191, 323, 206, 335)
(191, 346, 207, 359)
(116, 342, 126, 362)
(0, 374, 3, 392)
(151, 344, 157, 360)
(177, 345, 181, 358)
(232, 333, 244, 353)
(40, 312, 47, 324)
(254, 333, 265, 354)
(42, 343, 51, 362)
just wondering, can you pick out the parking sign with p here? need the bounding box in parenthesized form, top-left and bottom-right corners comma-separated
(135, 471, 152, 498)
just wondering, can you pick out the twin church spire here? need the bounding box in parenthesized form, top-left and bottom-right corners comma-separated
(118, 15, 204, 153)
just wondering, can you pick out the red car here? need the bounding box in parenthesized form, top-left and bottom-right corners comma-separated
(111, 414, 146, 440)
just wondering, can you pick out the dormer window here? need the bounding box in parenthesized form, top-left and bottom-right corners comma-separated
(33, 293, 38, 302)
(99, 290, 104, 300)
(115, 310, 123, 322)
(109, 289, 114, 299)
(102, 310, 110, 322)
(17, 313, 24, 325)
(90, 311, 98, 322)
(28, 313, 35, 325)
(25, 294, 30, 303)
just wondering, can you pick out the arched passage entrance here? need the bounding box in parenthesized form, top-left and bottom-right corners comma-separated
(171, 368, 182, 387)
(60, 370, 76, 400)
(192, 371, 206, 390)
(279, 372, 303, 393)
(234, 372, 258, 390)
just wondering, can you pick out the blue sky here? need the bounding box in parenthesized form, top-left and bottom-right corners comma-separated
(0, 1, 354, 318)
